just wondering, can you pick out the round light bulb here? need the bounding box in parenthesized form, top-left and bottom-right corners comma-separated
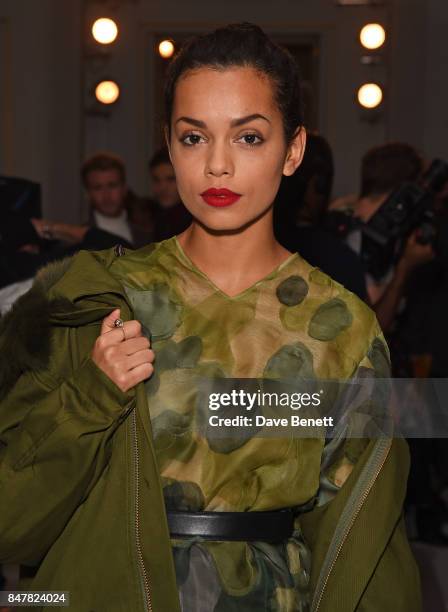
(158, 40, 175, 59)
(92, 18, 118, 45)
(360, 23, 386, 50)
(95, 80, 120, 105)
(357, 83, 383, 109)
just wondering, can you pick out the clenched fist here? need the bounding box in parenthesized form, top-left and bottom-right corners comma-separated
(91, 308, 154, 393)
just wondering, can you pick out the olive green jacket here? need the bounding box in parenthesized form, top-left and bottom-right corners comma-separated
(0, 247, 421, 611)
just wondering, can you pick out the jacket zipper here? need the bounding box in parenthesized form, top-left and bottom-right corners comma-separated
(311, 437, 392, 612)
(132, 408, 153, 612)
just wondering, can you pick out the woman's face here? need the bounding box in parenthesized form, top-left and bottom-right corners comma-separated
(168, 66, 305, 232)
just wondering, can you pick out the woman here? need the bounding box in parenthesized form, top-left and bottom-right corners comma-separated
(0, 23, 420, 612)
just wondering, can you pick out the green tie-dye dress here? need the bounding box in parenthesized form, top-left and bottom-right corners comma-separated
(111, 236, 390, 612)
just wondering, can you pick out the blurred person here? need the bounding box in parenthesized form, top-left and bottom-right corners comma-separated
(33, 153, 152, 250)
(82, 152, 152, 248)
(0, 159, 141, 291)
(275, 133, 368, 300)
(0, 214, 134, 289)
(393, 206, 448, 545)
(330, 142, 424, 218)
(125, 189, 156, 241)
(0, 211, 134, 290)
(0, 212, 133, 293)
(149, 146, 192, 240)
(0, 212, 66, 289)
(329, 143, 435, 332)
(337, 144, 448, 545)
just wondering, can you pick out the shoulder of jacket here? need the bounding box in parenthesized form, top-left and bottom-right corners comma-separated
(0, 244, 127, 400)
(33, 244, 127, 293)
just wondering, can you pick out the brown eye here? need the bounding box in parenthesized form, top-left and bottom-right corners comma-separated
(238, 133, 263, 146)
(181, 133, 205, 146)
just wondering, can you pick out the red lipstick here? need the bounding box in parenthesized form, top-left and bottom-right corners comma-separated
(200, 188, 242, 207)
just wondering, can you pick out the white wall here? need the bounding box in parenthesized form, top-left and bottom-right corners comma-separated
(1, 0, 448, 221)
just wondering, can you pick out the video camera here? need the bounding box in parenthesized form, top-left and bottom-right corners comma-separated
(325, 159, 448, 280)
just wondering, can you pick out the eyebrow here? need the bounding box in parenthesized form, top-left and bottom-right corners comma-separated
(175, 113, 271, 128)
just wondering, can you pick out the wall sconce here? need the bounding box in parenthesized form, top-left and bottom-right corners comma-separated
(158, 39, 175, 59)
(360, 23, 386, 50)
(95, 80, 120, 105)
(357, 83, 383, 109)
(92, 18, 118, 45)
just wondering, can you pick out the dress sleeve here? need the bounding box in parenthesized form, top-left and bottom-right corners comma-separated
(0, 353, 134, 565)
(316, 318, 392, 506)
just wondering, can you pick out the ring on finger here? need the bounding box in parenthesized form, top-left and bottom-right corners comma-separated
(114, 318, 126, 341)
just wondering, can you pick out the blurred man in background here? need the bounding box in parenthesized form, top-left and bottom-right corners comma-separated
(82, 153, 133, 242)
(80, 152, 152, 247)
(0, 154, 153, 308)
(32, 153, 153, 249)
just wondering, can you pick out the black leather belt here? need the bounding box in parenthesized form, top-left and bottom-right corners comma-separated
(166, 508, 298, 542)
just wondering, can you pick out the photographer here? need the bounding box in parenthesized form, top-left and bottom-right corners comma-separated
(329, 143, 435, 332)
(330, 144, 448, 545)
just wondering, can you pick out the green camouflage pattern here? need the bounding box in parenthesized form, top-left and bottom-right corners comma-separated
(111, 236, 390, 612)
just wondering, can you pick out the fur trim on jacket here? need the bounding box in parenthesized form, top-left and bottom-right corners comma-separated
(0, 257, 74, 400)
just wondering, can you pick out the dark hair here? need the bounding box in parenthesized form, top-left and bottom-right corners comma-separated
(81, 153, 126, 186)
(296, 132, 334, 202)
(149, 146, 172, 171)
(274, 133, 334, 232)
(164, 22, 303, 143)
(360, 142, 423, 198)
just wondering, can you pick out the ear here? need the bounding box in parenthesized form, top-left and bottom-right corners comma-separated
(164, 125, 174, 165)
(282, 127, 307, 177)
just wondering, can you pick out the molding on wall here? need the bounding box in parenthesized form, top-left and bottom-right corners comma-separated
(0, 17, 14, 174)
(138, 19, 334, 33)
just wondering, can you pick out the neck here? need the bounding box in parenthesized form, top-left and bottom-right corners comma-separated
(355, 193, 390, 222)
(176, 210, 292, 297)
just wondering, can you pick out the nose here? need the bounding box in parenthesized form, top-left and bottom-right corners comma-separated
(204, 140, 234, 178)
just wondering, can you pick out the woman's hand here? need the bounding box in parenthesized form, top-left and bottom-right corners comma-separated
(91, 308, 154, 393)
